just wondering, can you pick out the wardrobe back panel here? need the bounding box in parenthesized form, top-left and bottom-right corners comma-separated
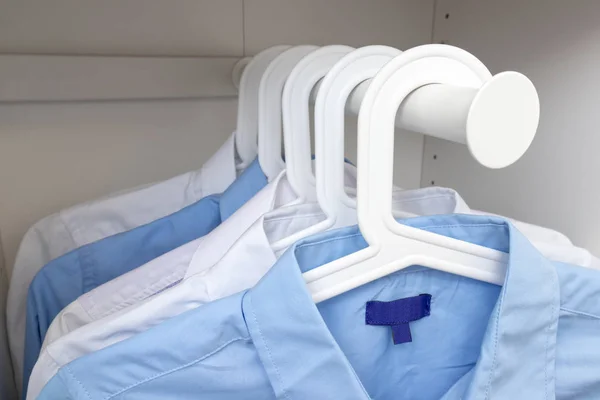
(0, 0, 244, 56)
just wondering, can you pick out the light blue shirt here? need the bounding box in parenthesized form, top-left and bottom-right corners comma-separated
(38, 214, 600, 399)
(24, 159, 267, 396)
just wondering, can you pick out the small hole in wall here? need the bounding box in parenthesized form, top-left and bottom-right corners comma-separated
(445, 13, 450, 19)
(431, 181, 435, 185)
(433, 154, 437, 160)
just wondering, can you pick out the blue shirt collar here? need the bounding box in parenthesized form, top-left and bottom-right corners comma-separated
(218, 158, 268, 221)
(243, 214, 560, 399)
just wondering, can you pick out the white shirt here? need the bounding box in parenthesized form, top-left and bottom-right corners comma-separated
(8, 132, 238, 394)
(28, 179, 475, 399)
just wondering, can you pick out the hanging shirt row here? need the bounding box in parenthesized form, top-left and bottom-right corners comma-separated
(5, 44, 600, 400)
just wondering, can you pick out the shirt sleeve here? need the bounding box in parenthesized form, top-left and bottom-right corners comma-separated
(28, 349, 63, 400)
(23, 252, 84, 397)
(7, 214, 76, 395)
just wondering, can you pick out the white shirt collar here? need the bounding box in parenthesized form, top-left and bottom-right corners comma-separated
(185, 184, 470, 279)
(185, 169, 294, 279)
(389, 186, 470, 216)
(185, 161, 363, 279)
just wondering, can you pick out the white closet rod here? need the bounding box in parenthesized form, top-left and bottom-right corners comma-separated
(233, 58, 539, 168)
(238, 58, 540, 168)
(344, 80, 477, 145)
(233, 58, 482, 146)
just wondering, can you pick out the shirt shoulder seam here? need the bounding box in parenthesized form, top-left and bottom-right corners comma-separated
(57, 210, 79, 250)
(107, 335, 251, 399)
(249, 293, 291, 400)
(78, 245, 96, 295)
(63, 364, 93, 400)
(560, 306, 600, 319)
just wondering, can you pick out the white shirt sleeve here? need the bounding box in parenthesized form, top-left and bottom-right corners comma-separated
(6, 213, 75, 393)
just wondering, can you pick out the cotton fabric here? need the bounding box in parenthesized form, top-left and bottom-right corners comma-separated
(27, 184, 471, 399)
(37, 214, 600, 399)
(22, 157, 266, 396)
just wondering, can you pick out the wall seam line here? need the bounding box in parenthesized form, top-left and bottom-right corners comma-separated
(242, 0, 247, 56)
(430, 0, 439, 43)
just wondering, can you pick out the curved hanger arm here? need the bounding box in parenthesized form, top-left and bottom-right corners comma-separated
(314, 45, 402, 227)
(258, 45, 319, 181)
(236, 45, 290, 167)
(281, 45, 355, 201)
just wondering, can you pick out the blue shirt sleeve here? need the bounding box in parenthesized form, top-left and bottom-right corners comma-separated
(24, 250, 84, 399)
(23, 195, 222, 395)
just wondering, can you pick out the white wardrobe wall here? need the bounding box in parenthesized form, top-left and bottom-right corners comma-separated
(0, 0, 435, 277)
(424, 0, 600, 255)
(0, 0, 245, 56)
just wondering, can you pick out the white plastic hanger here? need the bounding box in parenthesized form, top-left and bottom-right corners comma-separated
(315, 45, 402, 229)
(281, 45, 355, 201)
(304, 45, 532, 303)
(272, 45, 409, 252)
(258, 45, 319, 181)
(236, 45, 290, 168)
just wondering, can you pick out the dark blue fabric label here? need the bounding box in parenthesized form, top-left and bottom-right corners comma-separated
(365, 294, 432, 344)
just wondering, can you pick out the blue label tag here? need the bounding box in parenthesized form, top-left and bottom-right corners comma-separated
(365, 294, 431, 344)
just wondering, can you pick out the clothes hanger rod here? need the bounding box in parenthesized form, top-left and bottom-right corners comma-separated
(232, 57, 539, 169)
(346, 80, 476, 145)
